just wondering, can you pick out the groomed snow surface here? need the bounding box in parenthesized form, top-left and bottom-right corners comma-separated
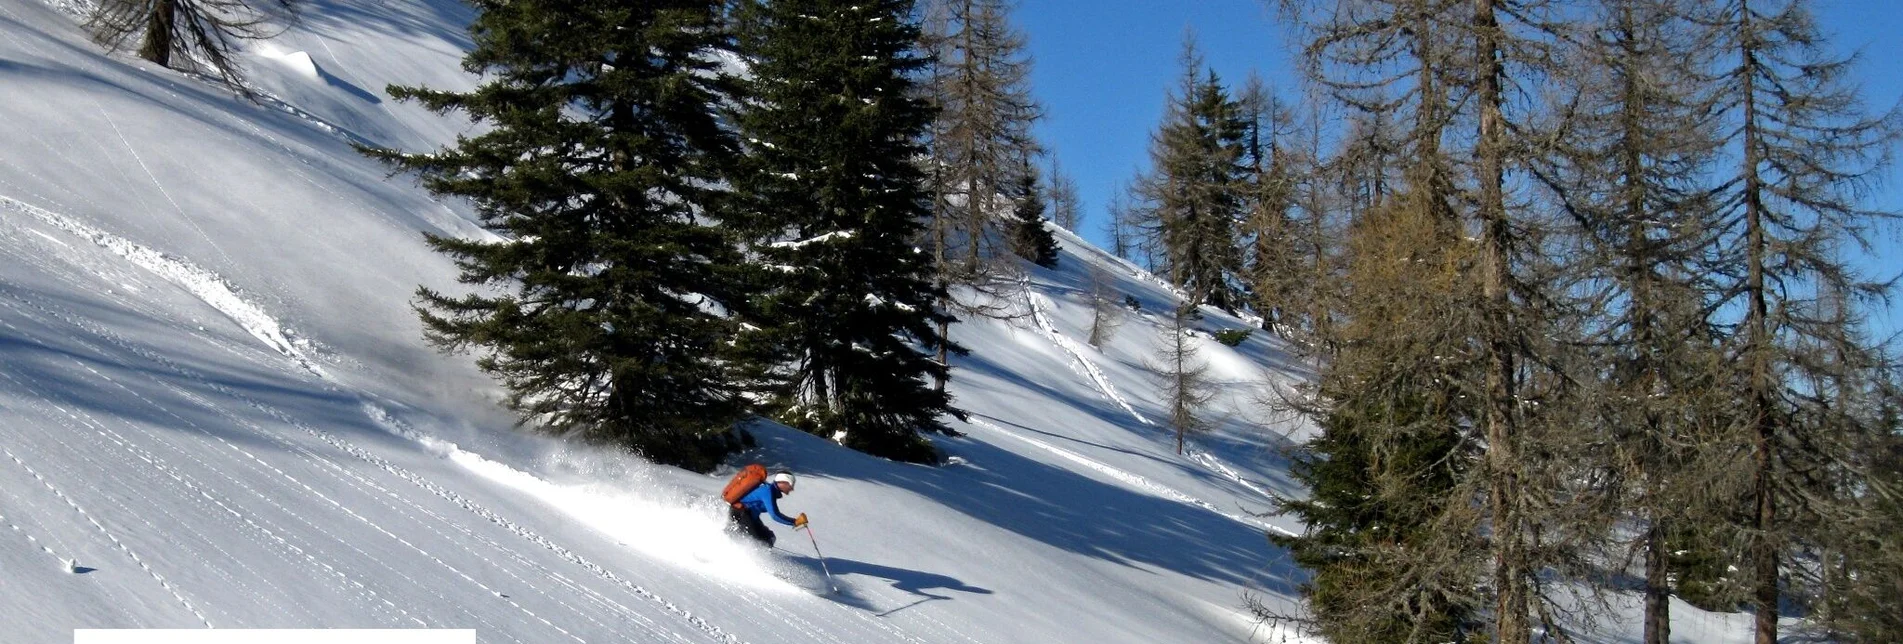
(0, 0, 1783, 641)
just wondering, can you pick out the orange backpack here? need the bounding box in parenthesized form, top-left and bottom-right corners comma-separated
(721, 464, 768, 508)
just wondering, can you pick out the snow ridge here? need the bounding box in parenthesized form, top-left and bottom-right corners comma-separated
(0, 195, 329, 379)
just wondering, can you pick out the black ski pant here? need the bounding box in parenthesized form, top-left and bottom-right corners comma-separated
(728, 505, 775, 548)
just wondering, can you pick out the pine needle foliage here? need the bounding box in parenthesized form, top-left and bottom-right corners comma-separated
(366, 0, 747, 472)
(729, 0, 957, 464)
(1008, 163, 1059, 268)
(1135, 39, 1249, 313)
(1273, 191, 1484, 644)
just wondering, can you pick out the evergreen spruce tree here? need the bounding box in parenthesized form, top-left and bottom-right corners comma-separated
(1271, 191, 1481, 643)
(1008, 162, 1059, 267)
(367, 0, 747, 472)
(730, 0, 956, 464)
(1135, 40, 1249, 312)
(1828, 397, 1903, 641)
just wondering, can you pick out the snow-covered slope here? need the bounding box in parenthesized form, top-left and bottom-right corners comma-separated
(0, 0, 1776, 642)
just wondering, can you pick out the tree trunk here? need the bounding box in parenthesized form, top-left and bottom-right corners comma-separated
(1618, 5, 1672, 638)
(1739, 5, 1779, 642)
(1472, 0, 1526, 640)
(139, 0, 176, 67)
(933, 184, 949, 395)
(1645, 522, 1671, 644)
(935, 315, 949, 394)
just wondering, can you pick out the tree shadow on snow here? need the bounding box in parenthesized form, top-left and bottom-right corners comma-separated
(749, 421, 1308, 604)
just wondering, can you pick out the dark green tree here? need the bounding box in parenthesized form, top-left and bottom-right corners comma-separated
(1271, 191, 1481, 643)
(1008, 162, 1059, 268)
(730, 0, 957, 464)
(365, 0, 747, 472)
(1135, 41, 1249, 312)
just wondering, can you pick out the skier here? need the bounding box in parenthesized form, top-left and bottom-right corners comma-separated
(728, 470, 807, 548)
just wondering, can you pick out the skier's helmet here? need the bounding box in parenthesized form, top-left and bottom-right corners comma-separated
(771, 471, 796, 493)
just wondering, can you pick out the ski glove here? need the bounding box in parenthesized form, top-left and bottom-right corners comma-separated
(794, 513, 808, 528)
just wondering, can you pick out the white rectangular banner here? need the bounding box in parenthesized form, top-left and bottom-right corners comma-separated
(75, 631, 476, 644)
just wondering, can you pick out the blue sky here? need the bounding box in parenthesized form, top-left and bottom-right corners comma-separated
(1014, 0, 1903, 337)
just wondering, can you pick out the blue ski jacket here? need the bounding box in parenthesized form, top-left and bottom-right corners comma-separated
(737, 482, 798, 527)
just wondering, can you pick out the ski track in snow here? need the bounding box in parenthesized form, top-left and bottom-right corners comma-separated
(0, 292, 499, 633)
(0, 445, 214, 627)
(0, 308, 443, 627)
(2, 274, 715, 643)
(1186, 449, 1278, 504)
(0, 504, 72, 573)
(0, 194, 752, 643)
(1021, 287, 1151, 426)
(0, 195, 327, 379)
(86, 94, 240, 273)
(1016, 281, 1293, 536)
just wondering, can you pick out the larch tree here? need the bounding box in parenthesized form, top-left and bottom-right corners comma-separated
(1530, 1, 1733, 641)
(1267, 1, 1484, 640)
(1273, 0, 1594, 639)
(1048, 157, 1082, 232)
(1708, 0, 1902, 640)
(87, 0, 296, 89)
(1104, 183, 1141, 264)
(1271, 190, 1484, 643)
(922, 0, 1043, 271)
(918, 0, 1043, 394)
(367, 0, 748, 472)
(1237, 75, 1303, 333)
(1084, 260, 1123, 348)
(1153, 302, 1215, 455)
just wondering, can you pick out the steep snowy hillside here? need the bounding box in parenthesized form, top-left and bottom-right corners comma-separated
(0, 0, 1317, 641)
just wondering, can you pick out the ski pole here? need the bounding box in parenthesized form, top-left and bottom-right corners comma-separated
(802, 522, 839, 594)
